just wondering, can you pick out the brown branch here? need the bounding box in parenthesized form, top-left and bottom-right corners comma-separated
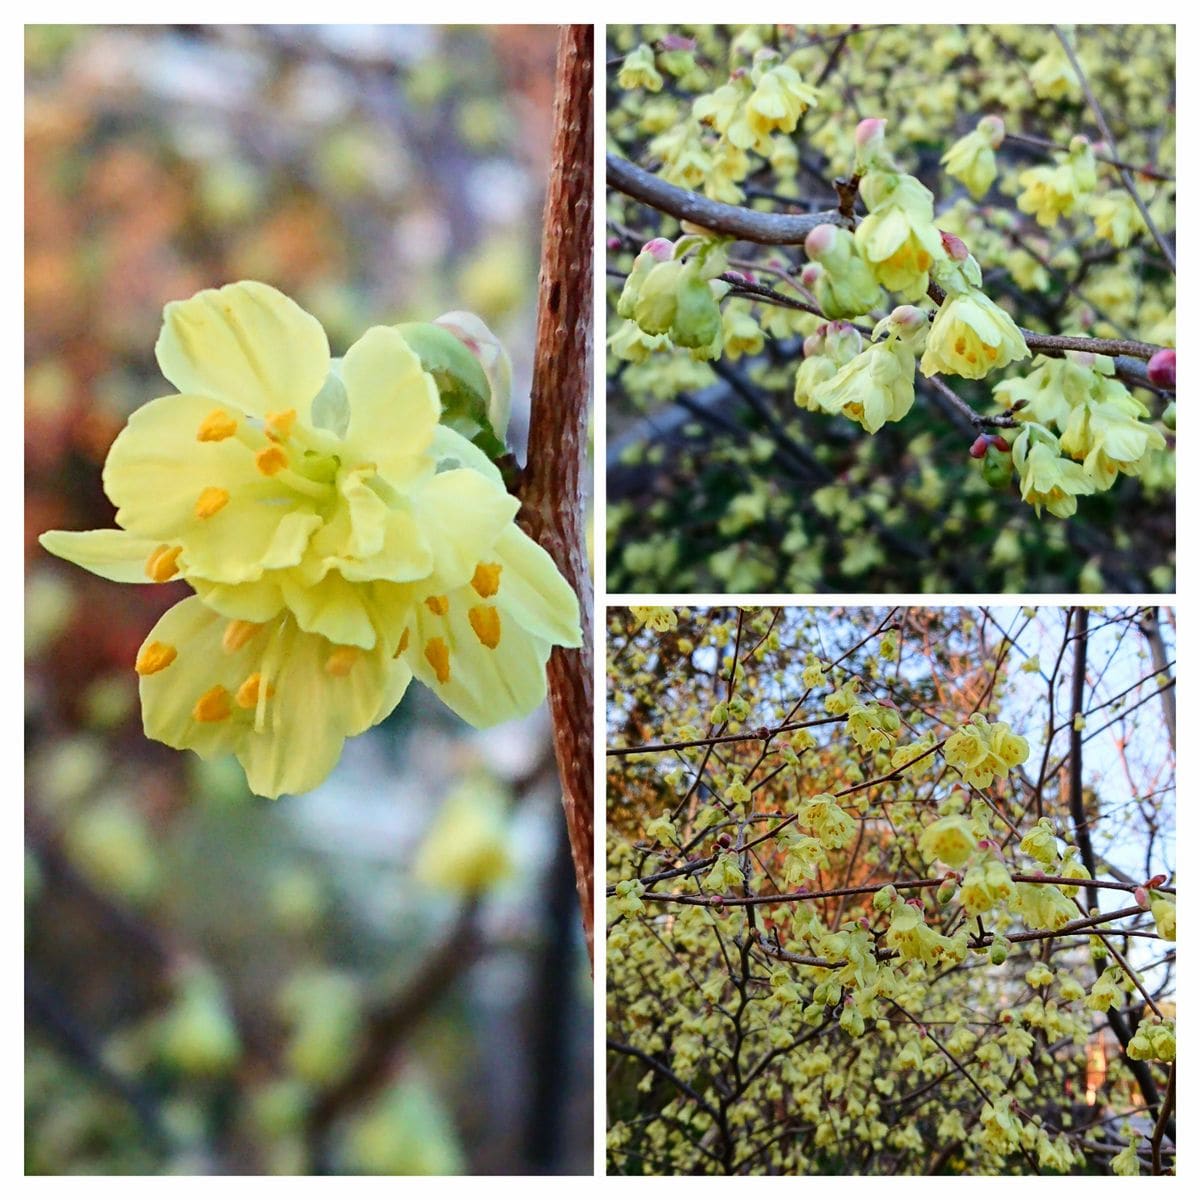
(1150, 1062, 1176, 1175)
(520, 23, 594, 964)
(305, 901, 482, 1157)
(607, 152, 850, 244)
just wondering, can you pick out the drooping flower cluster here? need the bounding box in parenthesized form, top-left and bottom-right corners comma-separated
(940, 114, 1006, 199)
(853, 119, 946, 302)
(41, 282, 581, 797)
(942, 713, 1030, 788)
(997, 348, 1166, 503)
(920, 233, 1030, 380)
(810, 305, 929, 433)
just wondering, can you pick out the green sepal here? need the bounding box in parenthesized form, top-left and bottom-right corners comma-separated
(393, 322, 506, 459)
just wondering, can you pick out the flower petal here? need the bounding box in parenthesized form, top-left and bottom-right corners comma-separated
(407, 590, 550, 727)
(155, 281, 329, 419)
(39, 529, 167, 583)
(410, 468, 520, 589)
(340, 325, 441, 484)
(491, 525, 582, 648)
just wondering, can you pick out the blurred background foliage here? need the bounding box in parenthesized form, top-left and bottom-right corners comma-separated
(605, 24, 1175, 594)
(25, 24, 590, 1175)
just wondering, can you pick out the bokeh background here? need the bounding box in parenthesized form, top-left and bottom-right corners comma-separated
(25, 24, 591, 1175)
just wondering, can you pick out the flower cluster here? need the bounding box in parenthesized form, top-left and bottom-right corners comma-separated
(41, 283, 581, 797)
(941, 713, 1030, 789)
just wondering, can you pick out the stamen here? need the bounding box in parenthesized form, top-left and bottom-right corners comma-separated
(145, 544, 183, 582)
(954, 337, 967, 356)
(197, 410, 238, 442)
(984, 345, 998, 361)
(194, 486, 230, 519)
(235, 673, 274, 708)
(193, 685, 231, 723)
(265, 409, 298, 442)
(468, 605, 501, 650)
(222, 619, 262, 653)
(324, 646, 360, 676)
(135, 641, 176, 675)
(425, 595, 450, 616)
(255, 445, 289, 476)
(425, 637, 451, 684)
(471, 562, 502, 598)
(394, 627, 411, 657)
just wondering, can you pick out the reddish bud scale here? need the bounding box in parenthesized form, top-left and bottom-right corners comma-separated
(1147, 348, 1176, 389)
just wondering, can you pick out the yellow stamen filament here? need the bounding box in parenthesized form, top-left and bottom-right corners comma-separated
(235, 673, 274, 708)
(145, 544, 183, 582)
(425, 594, 450, 616)
(197, 409, 238, 442)
(468, 605, 501, 650)
(194, 486, 230, 519)
(394, 627, 410, 657)
(193, 685, 232, 723)
(324, 646, 360, 677)
(255, 445, 289, 476)
(425, 637, 451, 685)
(984, 345, 998, 361)
(471, 562, 502, 598)
(135, 641, 176, 676)
(222, 619, 262, 653)
(265, 408, 298, 441)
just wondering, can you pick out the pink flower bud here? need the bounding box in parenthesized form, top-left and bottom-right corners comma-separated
(1134, 886, 1149, 909)
(989, 434, 1010, 453)
(970, 435, 990, 459)
(978, 114, 1006, 148)
(889, 305, 927, 331)
(660, 34, 695, 51)
(804, 223, 839, 260)
(802, 331, 826, 358)
(800, 262, 822, 289)
(1147, 348, 1176, 389)
(607, 236, 622, 251)
(642, 237, 675, 262)
(855, 117, 887, 151)
(939, 230, 970, 261)
(1147, 873, 1168, 888)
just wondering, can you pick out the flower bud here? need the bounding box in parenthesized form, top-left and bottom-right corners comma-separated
(1162, 402, 1175, 430)
(978, 114, 1006, 148)
(1147, 348, 1176, 389)
(940, 231, 970, 262)
(670, 262, 722, 350)
(970, 434, 990, 459)
(855, 117, 888, 169)
(989, 936, 1010, 965)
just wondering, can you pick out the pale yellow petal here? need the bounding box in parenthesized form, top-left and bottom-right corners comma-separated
(410, 468, 520, 589)
(39, 529, 166, 584)
(406, 590, 549, 727)
(154, 281, 329, 419)
(491, 525, 583, 648)
(340, 325, 441, 484)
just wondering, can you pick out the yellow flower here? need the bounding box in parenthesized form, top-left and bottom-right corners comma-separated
(41, 283, 582, 796)
(797, 792, 856, 850)
(1011, 426, 1096, 518)
(744, 60, 820, 141)
(1150, 895, 1175, 940)
(1019, 818, 1059, 865)
(941, 115, 1005, 199)
(413, 775, 513, 893)
(1088, 190, 1146, 248)
(960, 860, 1014, 916)
(918, 815, 977, 869)
(920, 291, 1029, 380)
(811, 307, 926, 434)
(617, 43, 663, 93)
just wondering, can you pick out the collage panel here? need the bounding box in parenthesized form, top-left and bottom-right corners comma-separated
(25, 24, 594, 1177)
(605, 605, 1175, 1175)
(605, 25, 1175, 594)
